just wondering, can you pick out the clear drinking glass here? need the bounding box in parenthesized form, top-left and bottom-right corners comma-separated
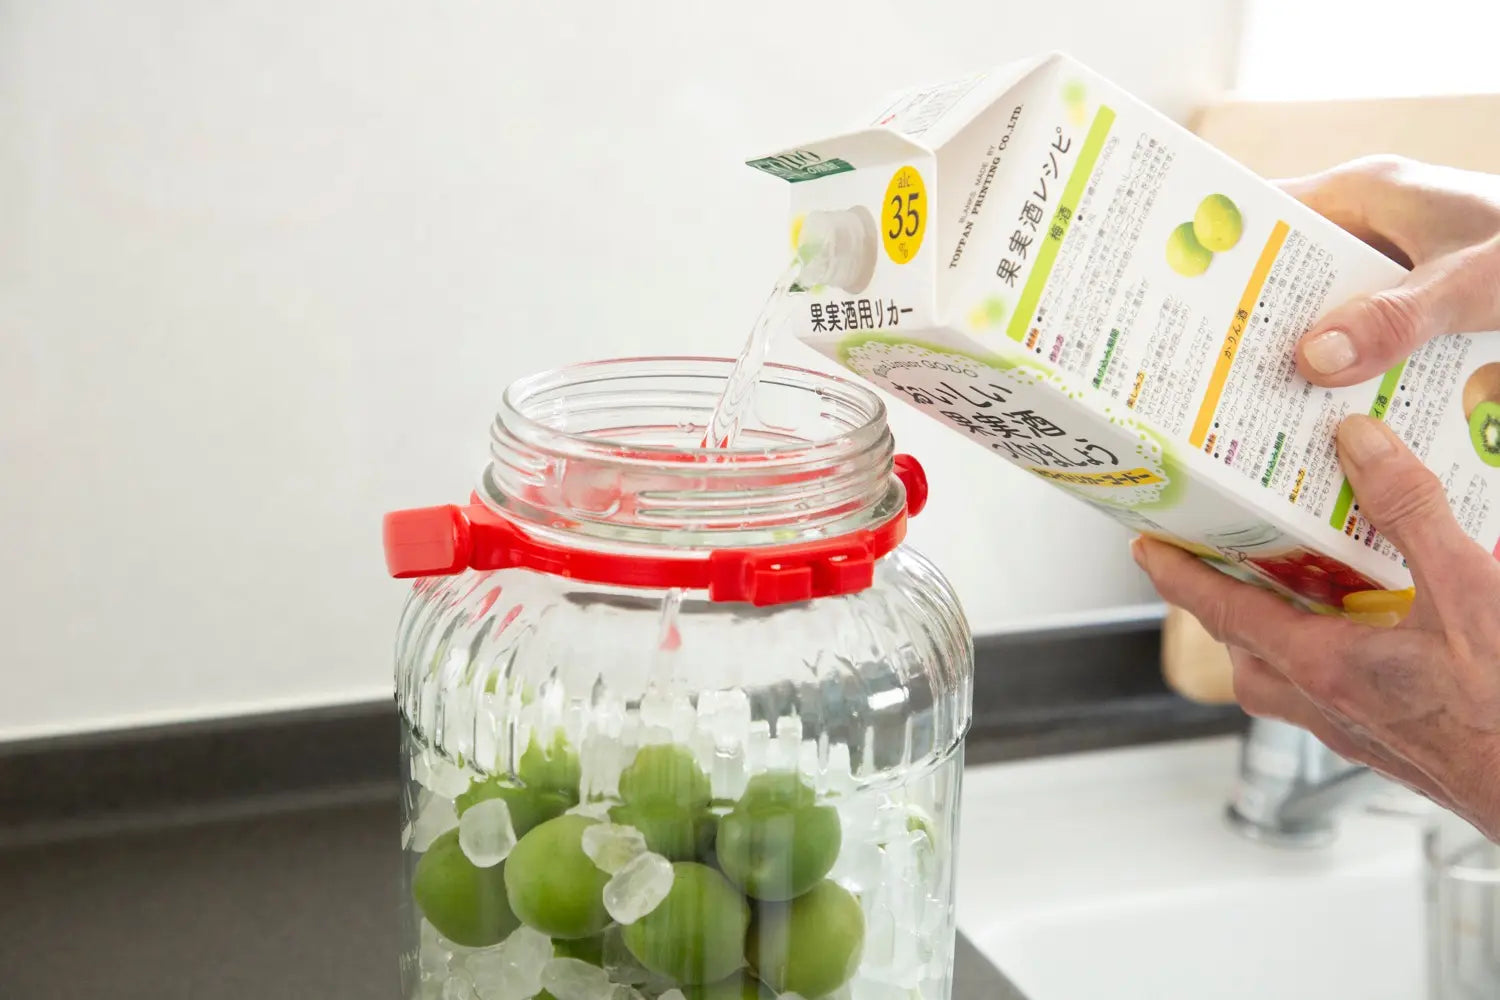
(1426, 809, 1500, 998)
(386, 358, 974, 1000)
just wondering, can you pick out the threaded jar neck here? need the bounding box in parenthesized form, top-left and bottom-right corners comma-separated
(478, 357, 901, 550)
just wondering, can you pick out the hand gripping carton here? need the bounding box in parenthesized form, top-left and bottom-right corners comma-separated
(749, 52, 1500, 619)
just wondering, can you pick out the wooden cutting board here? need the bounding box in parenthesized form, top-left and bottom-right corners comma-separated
(1159, 92, 1500, 707)
(1161, 606, 1237, 705)
(1192, 93, 1500, 180)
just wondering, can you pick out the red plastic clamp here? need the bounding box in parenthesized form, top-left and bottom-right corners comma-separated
(381, 453, 931, 605)
(705, 535, 879, 607)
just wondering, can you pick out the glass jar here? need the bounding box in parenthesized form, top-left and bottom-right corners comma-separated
(384, 358, 974, 1000)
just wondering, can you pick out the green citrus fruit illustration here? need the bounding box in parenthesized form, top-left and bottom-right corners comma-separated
(411, 829, 519, 947)
(1470, 401, 1500, 467)
(746, 880, 864, 998)
(1166, 222, 1212, 277)
(1061, 79, 1089, 126)
(1193, 193, 1244, 252)
(503, 814, 611, 939)
(621, 862, 751, 985)
(967, 296, 1009, 330)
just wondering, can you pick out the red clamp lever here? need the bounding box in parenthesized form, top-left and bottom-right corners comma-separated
(706, 534, 879, 607)
(894, 453, 928, 517)
(383, 504, 473, 579)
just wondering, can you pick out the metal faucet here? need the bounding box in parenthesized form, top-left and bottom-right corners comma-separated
(1225, 717, 1390, 846)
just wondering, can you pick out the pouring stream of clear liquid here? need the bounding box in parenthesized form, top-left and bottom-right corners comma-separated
(682, 256, 804, 636)
(700, 257, 804, 449)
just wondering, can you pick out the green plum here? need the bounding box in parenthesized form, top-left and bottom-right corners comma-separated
(747, 880, 864, 998)
(411, 829, 518, 947)
(683, 972, 775, 1000)
(610, 800, 718, 862)
(613, 744, 715, 860)
(518, 733, 582, 799)
(622, 862, 750, 985)
(503, 815, 610, 939)
(738, 772, 816, 810)
(716, 773, 840, 901)
(618, 744, 712, 808)
(455, 778, 572, 837)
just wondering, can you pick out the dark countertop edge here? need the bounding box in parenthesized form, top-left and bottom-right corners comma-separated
(0, 612, 1244, 843)
(955, 930, 1029, 1000)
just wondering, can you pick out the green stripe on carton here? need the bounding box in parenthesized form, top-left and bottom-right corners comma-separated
(1007, 106, 1116, 343)
(1328, 484, 1357, 534)
(1328, 360, 1406, 529)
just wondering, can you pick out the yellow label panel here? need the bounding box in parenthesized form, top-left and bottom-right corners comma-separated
(881, 166, 927, 264)
(1189, 220, 1290, 448)
(1029, 466, 1165, 488)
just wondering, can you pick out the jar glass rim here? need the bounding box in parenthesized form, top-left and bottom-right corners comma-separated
(483, 356, 901, 547)
(495, 355, 889, 463)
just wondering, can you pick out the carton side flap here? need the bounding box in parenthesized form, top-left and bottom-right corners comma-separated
(746, 127, 931, 184)
(900, 52, 1067, 149)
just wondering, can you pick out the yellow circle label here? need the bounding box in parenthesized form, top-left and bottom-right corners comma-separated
(881, 166, 927, 265)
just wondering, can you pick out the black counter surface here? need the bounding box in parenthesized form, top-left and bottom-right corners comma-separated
(0, 613, 1239, 999)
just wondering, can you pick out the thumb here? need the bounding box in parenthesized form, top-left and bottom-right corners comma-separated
(1335, 415, 1474, 588)
(1298, 239, 1500, 388)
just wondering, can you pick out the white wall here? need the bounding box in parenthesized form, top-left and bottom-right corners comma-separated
(0, 1, 1242, 740)
(1237, 0, 1500, 100)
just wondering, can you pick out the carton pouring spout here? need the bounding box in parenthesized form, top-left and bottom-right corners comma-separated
(796, 207, 879, 294)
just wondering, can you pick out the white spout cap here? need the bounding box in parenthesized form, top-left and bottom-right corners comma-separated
(796, 207, 878, 294)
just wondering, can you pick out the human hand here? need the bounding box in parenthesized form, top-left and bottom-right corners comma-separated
(1282, 156, 1500, 385)
(1132, 415, 1500, 841)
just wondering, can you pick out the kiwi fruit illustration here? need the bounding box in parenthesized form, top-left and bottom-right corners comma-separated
(1462, 362, 1500, 420)
(1470, 401, 1500, 467)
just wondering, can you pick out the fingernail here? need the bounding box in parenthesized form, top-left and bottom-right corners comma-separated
(1303, 329, 1357, 375)
(1130, 536, 1148, 570)
(1339, 416, 1396, 465)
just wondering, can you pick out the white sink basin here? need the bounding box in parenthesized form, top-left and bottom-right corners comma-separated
(956, 736, 1427, 1000)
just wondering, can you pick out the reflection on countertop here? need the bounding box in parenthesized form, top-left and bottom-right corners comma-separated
(0, 615, 1240, 999)
(0, 794, 1025, 1000)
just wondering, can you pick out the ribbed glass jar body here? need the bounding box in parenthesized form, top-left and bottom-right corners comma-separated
(392, 359, 973, 1000)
